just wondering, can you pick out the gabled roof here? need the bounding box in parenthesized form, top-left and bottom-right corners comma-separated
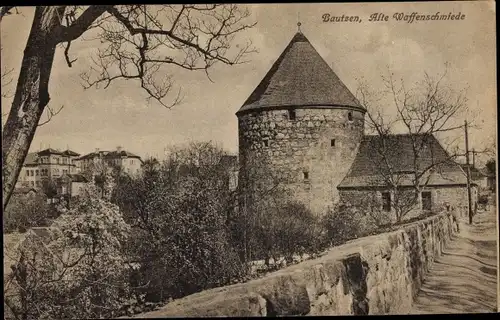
(236, 32, 363, 116)
(37, 148, 63, 155)
(23, 152, 39, 166)
(62, 149, 80, 156)
(59, 173, 88, 183)
(76, 151, 109, 160)
(104, 150, 142, 160)
(13, 187, 37, 195)
(338, 134, 468, 188)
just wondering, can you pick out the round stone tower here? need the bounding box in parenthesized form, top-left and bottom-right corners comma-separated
(236, 31, 365, 215)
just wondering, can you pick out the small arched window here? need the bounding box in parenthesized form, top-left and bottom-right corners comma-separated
(288, 109, 296, 121)
(348, 111, 353, 121)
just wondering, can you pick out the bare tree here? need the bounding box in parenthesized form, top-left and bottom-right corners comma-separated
(1, 5, 256, 210)
(355, 64, 489, 222)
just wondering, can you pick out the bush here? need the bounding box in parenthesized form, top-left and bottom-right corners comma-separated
(3, 192, 53, 233)
(320, 202, 377, 247)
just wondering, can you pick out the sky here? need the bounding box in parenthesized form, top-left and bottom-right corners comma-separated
(1, 2, 496, 165)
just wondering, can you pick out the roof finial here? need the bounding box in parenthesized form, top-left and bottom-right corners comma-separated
(297, 12, 302, 33)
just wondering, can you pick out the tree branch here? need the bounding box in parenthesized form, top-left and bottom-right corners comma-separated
(38, 105, 64, 126)
(56, 5, 113, 43)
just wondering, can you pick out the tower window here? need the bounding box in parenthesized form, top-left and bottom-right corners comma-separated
(263, 140, 269, 147)
(303, 171, 309, 180)
(381, 192, 391, 212)
(348, 111, 353, 121)
(288, 109, 296, 121)
(331, 139, 336, 147)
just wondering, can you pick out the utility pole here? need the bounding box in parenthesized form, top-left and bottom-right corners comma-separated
(464, 120, 473, 224)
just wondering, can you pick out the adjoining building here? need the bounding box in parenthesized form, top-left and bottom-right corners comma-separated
(56, 173, 89, 199)
(460, 163, 493, 193)
(236, 30, 475, 218)
(338, 134, 476, 220)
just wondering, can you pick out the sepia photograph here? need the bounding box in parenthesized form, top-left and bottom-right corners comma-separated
(1, 1, 497, 318)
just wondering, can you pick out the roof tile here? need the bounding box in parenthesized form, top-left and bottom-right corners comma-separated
(338, 134, 468, 188)
(237, 32, 362, 115)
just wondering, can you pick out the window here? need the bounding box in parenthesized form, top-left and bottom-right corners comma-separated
(30, 181, 34, 187)
(303, 171, 309, 180)
(36, 181, 40, 187)
(331, 139, 336, 147)
(422, 191, 432, 211)
(348, 111, 353, 121)
(36, 170, 39, 176)
(382, 192, 391, 212)
(31, 170, 34, 176)
(288, 109, 296, 121)
(26, 170, 30, 177)
(63, 158, 67, 164)
(56, 158, 60, 164)
(263, 140, 269, 147)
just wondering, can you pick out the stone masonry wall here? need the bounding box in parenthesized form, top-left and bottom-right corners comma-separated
(339, 185, 474, 222)
(238, 107, 365, 214)
(134, 211, 457, 317)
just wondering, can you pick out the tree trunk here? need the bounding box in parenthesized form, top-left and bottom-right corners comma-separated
(2, 6, 65, 210)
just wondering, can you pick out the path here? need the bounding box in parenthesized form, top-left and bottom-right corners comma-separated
(411, 205, 498, 314)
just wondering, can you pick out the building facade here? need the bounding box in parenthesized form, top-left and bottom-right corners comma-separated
(237, 30, 473, 218)
(15, 148, 81, 189)
(76, 147, 143, 176)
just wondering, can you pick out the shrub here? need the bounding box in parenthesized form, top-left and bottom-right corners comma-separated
(3, 192, 52, 233)
(320, 202, 377, 247)
(4, 182, 133, 320)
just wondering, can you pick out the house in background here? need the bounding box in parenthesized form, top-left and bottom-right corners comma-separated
(16, 153, 43, 189)
(103, 147, 143, 175)
(76, 147, 143, 176)
(57, 173, 89, 198)
(15, 148, 81, 189)
(56, 173, 89, 207)
(459, 164, 495, 193)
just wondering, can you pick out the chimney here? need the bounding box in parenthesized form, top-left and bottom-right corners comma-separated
(117, 146, 122, 152)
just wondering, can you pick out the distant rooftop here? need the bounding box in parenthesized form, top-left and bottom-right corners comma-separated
(77, 149, 142, 161)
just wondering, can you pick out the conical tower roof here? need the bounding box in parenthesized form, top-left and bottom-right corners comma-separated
(236, 32, 363, 116)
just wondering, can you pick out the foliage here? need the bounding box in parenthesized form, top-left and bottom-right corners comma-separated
(486, 159, 495, 175)
(3, 192, 52, 233)
(41, 178, 58, 199)
(4, 181, 133, 320)
(272, 202, 323, 262)
(320, 202, 377, 247)
(113, 142, 246, 302)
